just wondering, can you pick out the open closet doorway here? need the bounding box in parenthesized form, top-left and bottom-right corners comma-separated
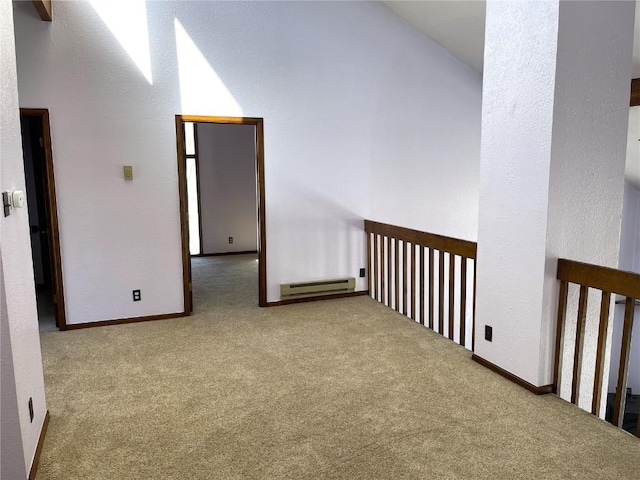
(176, 116, 266, 311)
(20, 108, 66, 331)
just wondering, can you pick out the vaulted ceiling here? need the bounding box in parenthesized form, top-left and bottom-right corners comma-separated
(383, 0, 640, 77)
(383, 0, 640, 189)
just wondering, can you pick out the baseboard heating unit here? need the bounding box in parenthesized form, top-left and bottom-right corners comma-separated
(280, 277, 355, 300)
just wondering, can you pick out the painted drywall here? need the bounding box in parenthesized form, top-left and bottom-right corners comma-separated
(367, 36, 481, 242)
(609, 182, 640, 395)
(626, 107, 640, 190)
(476, 0, 635, 395)
(13, 0, 483, 314)
(542, 1, 634, 414)
(475, 1, 560, 387)
(196, 123, 258, 254)
(1, 0, 48, 475)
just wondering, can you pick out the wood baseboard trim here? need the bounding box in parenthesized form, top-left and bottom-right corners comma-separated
(472, 354, 553, 395)
(29, 410, 50, 480)
(63, 312, 189, 330)
(191, 250, 258, 257)
(266, 290, 369, 307)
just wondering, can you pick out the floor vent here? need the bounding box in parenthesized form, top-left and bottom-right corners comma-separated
(280, 277, 355, 300)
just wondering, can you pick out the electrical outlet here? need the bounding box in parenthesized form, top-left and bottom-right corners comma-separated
(133, 289, 141, 301)
(359, 268, 366, 278)
(485, 325, 493, 342)
(228, 237, 233, 244)
(28, 397, 34, 423)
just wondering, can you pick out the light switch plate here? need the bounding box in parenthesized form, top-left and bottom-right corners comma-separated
(123, 165, 133, 180)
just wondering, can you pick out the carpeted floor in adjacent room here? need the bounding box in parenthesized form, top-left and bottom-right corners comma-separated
(36, 254, 640, 479)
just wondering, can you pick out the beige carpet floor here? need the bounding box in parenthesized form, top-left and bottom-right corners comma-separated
(36, 254, 640, 479)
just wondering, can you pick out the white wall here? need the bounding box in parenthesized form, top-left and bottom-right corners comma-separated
(1, 0, 48, 475)
(197, 123, 258, 254)
(476, 0, 635, 394)
(367, 33, 481, 242)
(13, 0, 483, 313)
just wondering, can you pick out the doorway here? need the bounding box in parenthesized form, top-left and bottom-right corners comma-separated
(20, 108, 66, 331)
(175, 116, 267, 310)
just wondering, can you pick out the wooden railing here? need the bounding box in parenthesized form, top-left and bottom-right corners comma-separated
(554, 259, 640, 435)
(365, 220, 477, 350)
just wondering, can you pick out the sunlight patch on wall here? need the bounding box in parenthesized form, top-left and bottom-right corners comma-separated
(89, 0, 153, 84)
(174, 18, 242, 116)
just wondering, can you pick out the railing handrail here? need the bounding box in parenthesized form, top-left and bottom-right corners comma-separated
(557, 258, 640, 299)
(554, 257, 640, 436)
(364, 220, 477, 259)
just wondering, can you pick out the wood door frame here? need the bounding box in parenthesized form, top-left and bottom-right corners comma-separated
(20, 108, 67, 329)
(175, 115, 267, 309)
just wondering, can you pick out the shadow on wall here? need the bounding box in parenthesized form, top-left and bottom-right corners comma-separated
(269, 173, 365, 285)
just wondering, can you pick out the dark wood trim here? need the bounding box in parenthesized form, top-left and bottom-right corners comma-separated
(613, 297, 635, 427)
(20, 109, 67, 330)
(31, 0, 52, 22)
(472, 354, 553, 395)
(255, 119, 267, 307)
(373, 234, 379, 301)
(191, 250, 258, 257)
(266, 290, 369, 307)
(553, 280, 568, 394)
(176, 115, 267, 308)
(175, 117, 192, 313)
(631, 78, 639, 107)
(557, 258, 640, 299)
(64, 312, 188, 330)
(364, 220, 477, 259)
(28, 410, 50, 480)
(590, 290, 611, 415)
(571, 285, 588, 404)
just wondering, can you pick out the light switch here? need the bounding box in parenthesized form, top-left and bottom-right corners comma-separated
(123, 165, 133, 181)
(12, 191, 25, 208)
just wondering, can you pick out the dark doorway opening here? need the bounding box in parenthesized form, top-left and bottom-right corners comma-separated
(20, 109, 66, 331)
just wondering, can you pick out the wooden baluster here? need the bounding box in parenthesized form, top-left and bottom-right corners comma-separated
(448, 254, 455, 341)
(591, 291, 611, 415)
(419, 246, 425, 325)
(460, 257, 467, 348)
(439, 250, 445, 334)
(394, 238, 400, 312)
(386, 236, 391, 308)
(553, 280, 568, 394)
(472, 260, 477, 352)
(380, 237, 391, 306)
(410, 244, 416, 321)
(613, 297, 635, 428)
(373, 234, 379, 301)
(402, 241, 408, 315)
(367, 232, 372, 297)
(571, 285, 589, 405)
(429, 248, 434, 330)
